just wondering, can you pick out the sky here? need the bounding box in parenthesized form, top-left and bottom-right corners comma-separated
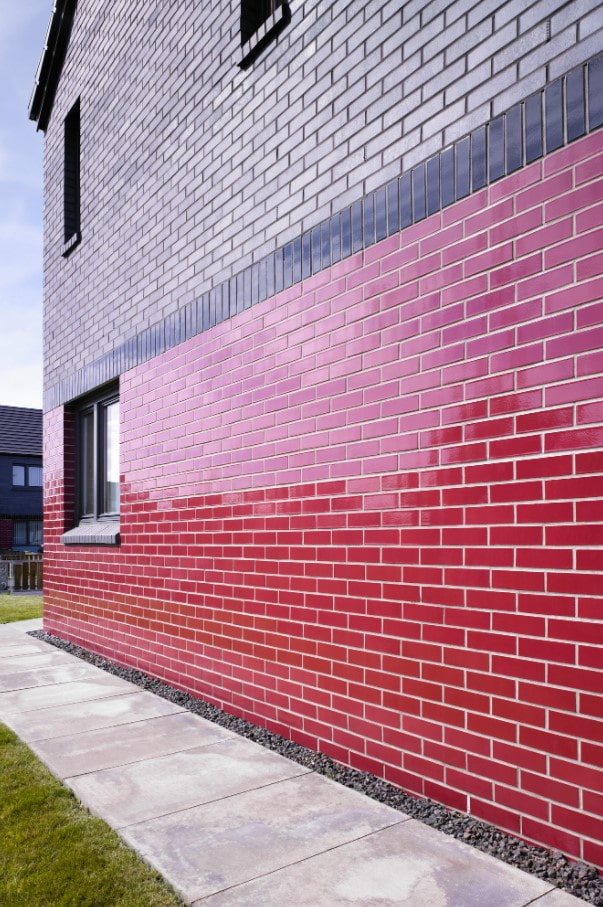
(0, 2, 51, 410)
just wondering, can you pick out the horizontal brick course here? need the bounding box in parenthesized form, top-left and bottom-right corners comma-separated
(44, 132, 603, 867)
(41, 0, 603, 402)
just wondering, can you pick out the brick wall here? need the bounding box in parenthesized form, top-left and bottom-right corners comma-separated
(41, 0, 603, 393)
(44, 131, 603, 867)
(0, 518, 13, 550)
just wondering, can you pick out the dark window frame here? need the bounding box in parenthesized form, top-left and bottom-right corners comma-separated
(239, 0, 291, 70)
(63, 98, 81, 256)
(75, 385, 120, 524)
(12, 464, 43, 489)
(13, 518, 43, 548)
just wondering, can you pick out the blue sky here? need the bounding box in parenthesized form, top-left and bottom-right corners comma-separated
(0, 2, 51, 409)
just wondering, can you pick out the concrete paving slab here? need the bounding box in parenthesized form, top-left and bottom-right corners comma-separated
(0, 618, 43, 635)
(0, 641, 53, 658)
(30, 711, 236, 777)
(532, 888, 586, 905)
(2, 691, 183, 742)
(197, 820, 561, 907)
(0, 674, 139, 715)
(0, 661, 120, 693)
(67, 735, 311, 828)
(122, 771, 408, 904)
(0, 651, 81, 673)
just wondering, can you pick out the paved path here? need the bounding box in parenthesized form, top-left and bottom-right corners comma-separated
(0, 619, 582, 906)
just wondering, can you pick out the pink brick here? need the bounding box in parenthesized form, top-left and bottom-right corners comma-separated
(45, 132, 603, 873)
(545, 275, 603, 314)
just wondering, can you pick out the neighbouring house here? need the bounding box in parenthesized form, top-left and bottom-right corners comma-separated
(0, 406, 43, 553)
(30, 1, 603, 868)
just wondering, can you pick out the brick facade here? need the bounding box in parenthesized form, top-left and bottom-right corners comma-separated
(43, 131, 603, 867)
(41, 0, 603, 394)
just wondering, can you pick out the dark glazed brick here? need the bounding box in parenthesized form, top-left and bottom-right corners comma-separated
(506, 104, 523, 174)
(351, 200, 363, 253)
(302, 233, 311, 279)
(566, 67, 585, 142)
(274, 248, 284, 293)
(252, 262, 260, 303)
(312, 225, 321, 272)
(489, 115, 505, 182)
(375, 186, 387, 242)
(258, 259, 267, 302)
(441, 147, 455, 208)
(284, 243, 293, 288)
(426, 156, 440, 216)
(330, 214, 341, 264)
(412, 164, 426, 221)
(321, 221, 331, 270)
(471, 126, 487, 191)
(293, 236, 302, 283)
(229, 276, 238, 315)
(202, 292, 211, 328)
(545, 79, 564, 153)
(400, 171, 412, 228)
(525, 92, 543, 164)
(363, 194, 375, 246)
(386, 179, 400, 236)
(244, 266, 252, 308)
(341, 207, 351, 259)
(588, 54, 603, 130)
(455, 136, 470, 200)
(266, 253, 275, 299)
(236, 273, 245, 314)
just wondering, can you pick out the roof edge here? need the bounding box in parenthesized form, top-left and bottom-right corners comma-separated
(28, 0, 77, 132)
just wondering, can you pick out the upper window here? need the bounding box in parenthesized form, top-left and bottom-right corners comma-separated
(239, 0, 290, 70)
(12, 464, 43, 488)
(77, 388, 120, 521)
(63, 99, 81, 256)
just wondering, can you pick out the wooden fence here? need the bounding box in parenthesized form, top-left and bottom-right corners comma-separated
(0, 554, 43, 591)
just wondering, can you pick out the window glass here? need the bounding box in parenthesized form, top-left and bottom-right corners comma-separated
(12, 465, 25, 486)
(13, 521, 27, 546)
(102, 400, 120, 514)
(81, 409, 95, 516)
(29, 466, 43, 487)
(30, 520, 43, 547)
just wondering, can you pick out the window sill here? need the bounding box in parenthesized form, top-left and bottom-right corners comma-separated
(239, 3, 290, 70)
(62, 231, 81, 257)
(61, 521, 120, 546)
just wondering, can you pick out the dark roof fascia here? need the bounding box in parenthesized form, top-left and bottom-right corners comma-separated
(28, 0, 77, 132)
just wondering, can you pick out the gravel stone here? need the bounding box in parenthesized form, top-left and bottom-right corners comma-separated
(29, 629, 602, 905)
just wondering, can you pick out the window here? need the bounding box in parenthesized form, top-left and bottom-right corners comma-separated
(62, 384, 121, 546)
(63, 99, 80, 255)
(78, 389, 120, 521)
(239, 0, 290, 70)
(13, 519, 43, 548)
(12, 464, 43, 488)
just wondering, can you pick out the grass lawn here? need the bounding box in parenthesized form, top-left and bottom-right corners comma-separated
(0, 723, 183, 906)
(0, 594, 43, 623)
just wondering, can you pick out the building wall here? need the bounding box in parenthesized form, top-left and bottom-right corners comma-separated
(0, 454, 43, 521)
(42, 0, 603, 396)
(44, 130, 603, 867)
(0, 519, 13, 550)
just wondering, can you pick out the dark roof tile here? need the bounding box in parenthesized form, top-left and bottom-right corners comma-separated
(0, 406, 43, 456)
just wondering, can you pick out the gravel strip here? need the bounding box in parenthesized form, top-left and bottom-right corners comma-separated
(29, 629, 602, 904)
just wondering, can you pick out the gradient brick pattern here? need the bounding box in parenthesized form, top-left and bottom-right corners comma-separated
(42, 0, 603, 393)
(44, 132, 603, 867)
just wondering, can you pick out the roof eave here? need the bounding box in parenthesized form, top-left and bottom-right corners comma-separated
(28, 0, 77, 133)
